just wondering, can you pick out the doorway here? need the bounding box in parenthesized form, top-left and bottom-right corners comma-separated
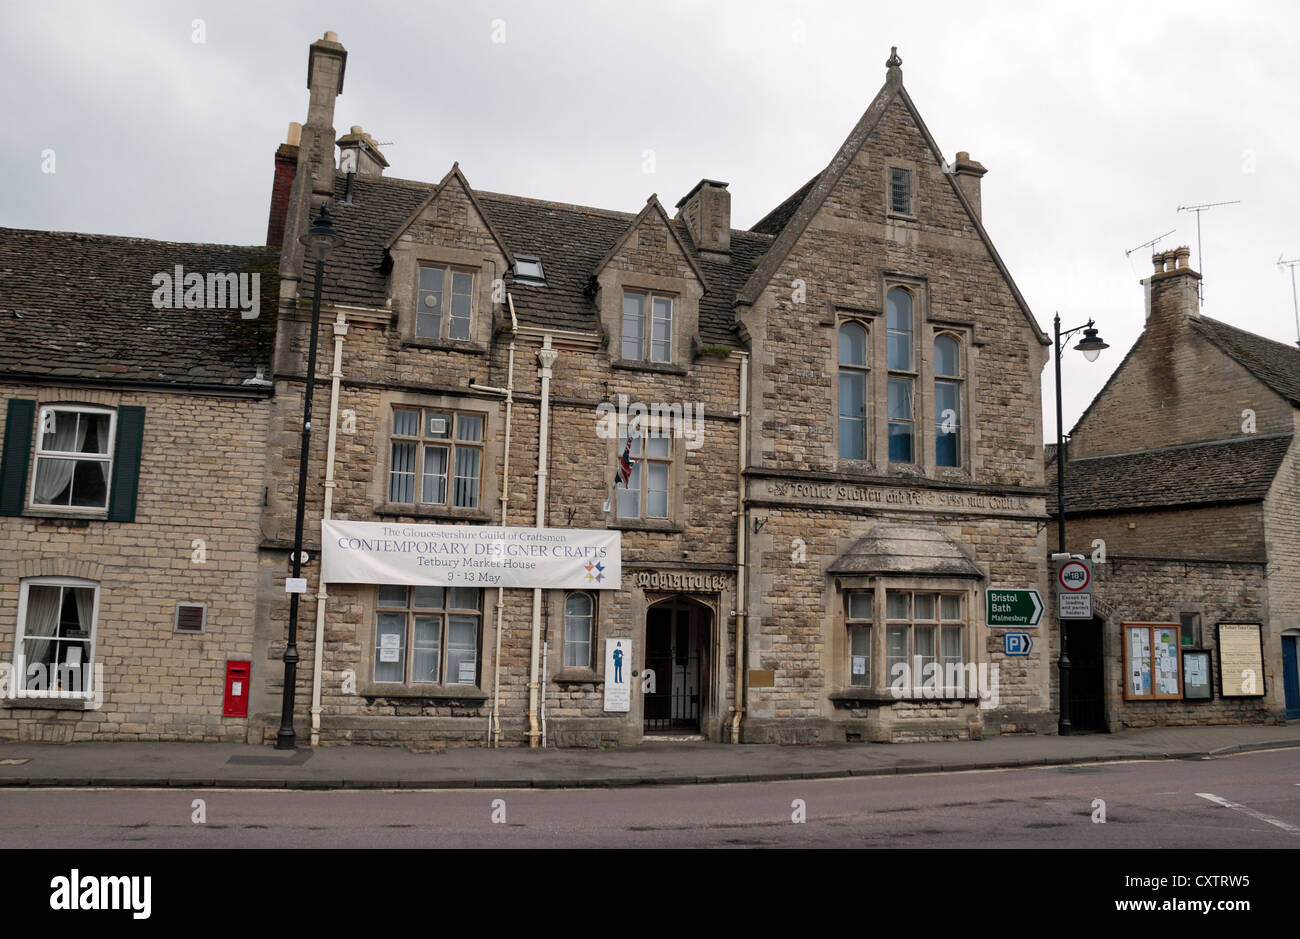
(1283, 635, 1300, 720)
(643, 597, 711, 734)
(1064, 617, 1106, 732)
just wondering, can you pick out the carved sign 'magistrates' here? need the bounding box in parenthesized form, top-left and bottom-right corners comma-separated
(633, 571, 731, 592)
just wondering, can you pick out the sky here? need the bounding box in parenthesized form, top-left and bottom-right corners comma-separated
(3, 0, 1298, 438)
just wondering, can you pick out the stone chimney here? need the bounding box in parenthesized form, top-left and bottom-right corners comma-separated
(674, 179, 730, 256)
(1143, 246, 1200, 322)
(265, 122, 301, 247)
(337, 125, 389, 177)
(281, 31, 347, 284)
(952, 151, 987, 220)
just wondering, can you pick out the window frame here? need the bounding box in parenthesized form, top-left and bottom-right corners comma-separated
(846, 590, 873, 687)
(888, 166, 915, 217)
(563, 591, 597, 670)
(415, 263, 477, 342)
(373, 584, 483, 688)
(387, 408, 485, 510)
(837, 320, 870, 462)
(513, 255, 546, 285)
(13, 576, 100, 699)
(933, 331, 964, 468)
(614, 423, 674, 521)
(29, 404, 116, 514)
(883, 589, 969, 696)
(621, 290, 675, 364)
(885, 287, 917, 464)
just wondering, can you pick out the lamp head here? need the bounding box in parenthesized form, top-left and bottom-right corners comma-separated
(1074, 321, 1109, 362)
(299, 204, 344, 261)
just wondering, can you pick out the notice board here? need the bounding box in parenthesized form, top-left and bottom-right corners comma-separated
(1217, 623, 1265, 697)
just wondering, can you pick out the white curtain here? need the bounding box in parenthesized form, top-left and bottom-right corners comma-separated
(21, 585, 61, 688)
(33, 411, 89, 505)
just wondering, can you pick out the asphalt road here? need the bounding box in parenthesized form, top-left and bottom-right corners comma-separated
(0, 748, 1296, 848)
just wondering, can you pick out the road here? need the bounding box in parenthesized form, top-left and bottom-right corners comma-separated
(0, 748, 1295, 848)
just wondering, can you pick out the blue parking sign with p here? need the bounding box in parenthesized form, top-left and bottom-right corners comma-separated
(1004, 632, 1033, 656)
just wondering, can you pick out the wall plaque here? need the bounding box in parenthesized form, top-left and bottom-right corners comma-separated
(1217, 623, 1265, 698)
(633, 571, 731, 592)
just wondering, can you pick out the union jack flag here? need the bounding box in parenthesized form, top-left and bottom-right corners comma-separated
(615, 437, 636, 488)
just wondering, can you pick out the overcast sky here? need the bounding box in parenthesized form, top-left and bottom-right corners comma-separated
(4, 0, 1298, 437)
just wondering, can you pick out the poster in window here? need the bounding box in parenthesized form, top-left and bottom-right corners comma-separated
(1182, 651, 1212, 700)
(852, 656, 867, 676)
(1217, 623, 1265, 697)
(1154, 628, 1181, 696)
(1126, 627, 1151, 697)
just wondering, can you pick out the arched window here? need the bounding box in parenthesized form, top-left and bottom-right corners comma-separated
(838, 322, 868, 459)
(934, 334, 962, 467)
(886, 288, 915, 462)
(564, 592, 595, 668)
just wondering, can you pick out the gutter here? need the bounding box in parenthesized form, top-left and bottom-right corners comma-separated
(310, 310, 349, 746)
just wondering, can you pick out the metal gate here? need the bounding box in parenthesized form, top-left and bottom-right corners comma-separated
(644, 602, 702, 732)
(1065, 618, 1106, 732)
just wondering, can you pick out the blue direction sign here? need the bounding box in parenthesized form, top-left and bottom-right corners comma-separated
(1003, 632, 1033, 656)
(986, 588, 1044, 627)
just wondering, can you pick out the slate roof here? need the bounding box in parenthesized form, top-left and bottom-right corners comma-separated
(0, 228, 278, 387)
(1047, 433, 1294, 516)
(1190, 315, 1300, 406)
(750, 174, 820, 235)
(828, 524, 985, 579)
(323, 172, 774, 347)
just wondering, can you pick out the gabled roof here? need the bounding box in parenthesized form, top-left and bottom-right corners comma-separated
(750, 173, 820, 235)
(734, 73, 1049, 346)
(321, 172, 771, 346)
(1190, 315, 1300, 406)
(382, 162, 515, 266)
(0, 227, 277, 387)
(1048, 433, 1294, 516)
(591, 194, 707, 287)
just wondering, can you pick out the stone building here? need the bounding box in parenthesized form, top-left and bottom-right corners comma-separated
(1051, 247, 1300, 730)
(0, 228, 276, 742)
(249, 34, 1057, 749)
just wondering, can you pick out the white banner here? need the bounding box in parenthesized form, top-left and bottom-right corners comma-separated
(321, 520, 621, 589)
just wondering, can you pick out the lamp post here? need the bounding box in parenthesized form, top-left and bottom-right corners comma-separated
(276, 204, 344, 750)
(1053, 313, 1107, 737)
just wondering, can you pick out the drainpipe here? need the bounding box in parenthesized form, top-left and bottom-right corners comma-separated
(731, 352, 749, 744)
(475, 295, 518, 747)
(529, 334, 558, 747)
(310, 309, 348, 747)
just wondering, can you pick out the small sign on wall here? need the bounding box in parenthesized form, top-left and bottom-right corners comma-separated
(603, 638, 631, 712)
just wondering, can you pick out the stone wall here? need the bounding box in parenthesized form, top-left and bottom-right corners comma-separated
(0, 384, 269, 742)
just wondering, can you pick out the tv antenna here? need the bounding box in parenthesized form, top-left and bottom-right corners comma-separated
(1128, 230, 1180, 278)
(1176, 200, 1240, 306)
(1279, 254, 1300, 348)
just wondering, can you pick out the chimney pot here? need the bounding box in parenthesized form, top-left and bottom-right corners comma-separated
(286, 121, 302, 147)
(323, 30, 338, 42)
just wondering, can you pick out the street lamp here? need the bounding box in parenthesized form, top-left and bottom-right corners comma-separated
(276, 204, 344, 750)
(1053, 313, 1107, 737)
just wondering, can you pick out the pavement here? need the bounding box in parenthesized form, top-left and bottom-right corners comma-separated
(0, 723, 1296, 790)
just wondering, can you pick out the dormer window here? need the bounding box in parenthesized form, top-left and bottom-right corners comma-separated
(513, 256, 546, 285)
(622, 291, 673, 363)
(417, 265, 474, 341)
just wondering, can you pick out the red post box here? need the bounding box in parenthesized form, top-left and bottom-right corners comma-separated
(223, 660, 251, 717)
